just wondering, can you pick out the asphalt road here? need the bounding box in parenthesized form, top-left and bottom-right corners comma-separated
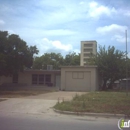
(0, 112, 119, 130)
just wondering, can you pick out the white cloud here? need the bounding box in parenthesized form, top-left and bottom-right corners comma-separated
(8, 30, 15, 34)
(96, 24, 128, 35)
(96, 24, 129, 43)
(0, 19, 5, 25)
(34, 38, 73, 55)
(88, 1, 117, 18)
(111, 34, 130, 43)
(51, 40, 72, 51)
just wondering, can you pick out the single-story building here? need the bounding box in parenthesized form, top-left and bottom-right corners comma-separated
(0, 70, 61, 90)
(61, 66, 99, 91)
(0, 66, 99, 92)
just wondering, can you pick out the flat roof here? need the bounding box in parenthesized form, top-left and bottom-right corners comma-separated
(81, 40, 97, 42)
(24, 69, 61, 72)
(60, 65, 97, 68)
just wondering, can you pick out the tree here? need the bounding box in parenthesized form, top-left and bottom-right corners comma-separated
(33, 52, 64, 69)
(0, 31, 39, 76)
(88, 45, 126, 90)
(64, 52, 80, 66)
(33, 52, 80, 69)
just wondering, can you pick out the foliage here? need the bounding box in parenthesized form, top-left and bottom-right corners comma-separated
(33, 53, 64, 69)
(33, 52, 80, 69)
(87, 46, 127, 90)
(64, 52, 80, 66)
(0, 31, 39, 76)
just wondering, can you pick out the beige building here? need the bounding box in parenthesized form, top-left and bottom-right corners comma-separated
(0, 40, 100, 92)
(61, 66, 99, 91)
(0, 70, 61, 90)
(80, 41, 97, 66)
(0, 66, 100, 92)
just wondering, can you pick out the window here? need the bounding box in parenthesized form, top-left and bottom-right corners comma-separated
(12, 74, 18, 83)
(84, 53, 91, 57)
(72, 72, 78, 78)
(72, 72, 84, 79)
(32, 74, 38, 84)
(32, 74, 52, 85)
(84, 44, 93, 47)
(39, 74, 44, 84)
(45, 75, 51, 84)
(84, 58, 90, 61)
(84, 48, 93, 52)
(78, 72, 84, 79)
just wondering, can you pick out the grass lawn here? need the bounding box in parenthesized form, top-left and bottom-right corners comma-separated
(0, 90, 51, 98)
(54, 92, 130, 116)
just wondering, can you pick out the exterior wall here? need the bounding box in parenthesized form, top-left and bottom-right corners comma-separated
(80, 41, 97, 66)
(0, 70, 61, 88)
(0, 76, 12, 85)
(18, 71, 55, 86)
(61, 66, 98, 92)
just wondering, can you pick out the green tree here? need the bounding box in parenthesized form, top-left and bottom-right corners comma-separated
(0, 31, 39, 76)
(88, 45, 126, 90)
(64, 52, 80, 66)
(33, 52, 80, 69)
(33, 52, 64, 69)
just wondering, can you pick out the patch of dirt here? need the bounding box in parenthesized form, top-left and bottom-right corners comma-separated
(0, 91, 51, 98)
(0, 99, 7, 102)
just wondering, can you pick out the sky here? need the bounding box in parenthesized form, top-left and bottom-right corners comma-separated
(0, 0, 130, 57)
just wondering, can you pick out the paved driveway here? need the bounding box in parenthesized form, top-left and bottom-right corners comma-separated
(0, 91, 86, 115)
(24, 91, 87, 100)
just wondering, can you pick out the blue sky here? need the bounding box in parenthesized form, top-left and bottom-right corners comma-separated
(0, 0, 130, 57)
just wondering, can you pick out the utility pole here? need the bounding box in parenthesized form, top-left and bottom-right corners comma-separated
(125, 30, 128, 96)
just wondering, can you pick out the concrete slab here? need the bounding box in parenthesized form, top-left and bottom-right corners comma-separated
(0, 98, 57, 114)
(0, 91, 87, 115)
(23, 91, 87, 100)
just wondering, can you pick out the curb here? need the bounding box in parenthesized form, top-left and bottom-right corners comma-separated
(53, 108, 129, 118)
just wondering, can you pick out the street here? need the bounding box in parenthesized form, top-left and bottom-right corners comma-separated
(0, 111, 119, 130)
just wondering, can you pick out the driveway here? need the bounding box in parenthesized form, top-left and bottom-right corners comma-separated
(24, 91, 87, 100)
(0, 91, 86, 115)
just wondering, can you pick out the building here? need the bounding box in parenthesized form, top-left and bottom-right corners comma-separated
(0, 65, 99, 92)
(80, 41, 97, 66)
(61, 66, 99, 91)
(0, 40, 100, 92)
(0, 70, 61, 91)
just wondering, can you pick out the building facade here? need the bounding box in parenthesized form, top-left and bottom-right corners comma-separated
(0, 66, 100, 92)
(80, 41, 97, 66)
(61, 66, 99, 91)
(0, 40, 100, 92)
(0, 70, 61, 90)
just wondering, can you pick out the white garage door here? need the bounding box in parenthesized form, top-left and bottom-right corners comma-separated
(65, 71, 91, 91)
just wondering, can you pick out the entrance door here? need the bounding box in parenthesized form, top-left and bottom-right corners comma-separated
(56, 75, 61, 90)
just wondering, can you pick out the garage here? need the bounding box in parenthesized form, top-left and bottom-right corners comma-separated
(61, 66, 99, 92)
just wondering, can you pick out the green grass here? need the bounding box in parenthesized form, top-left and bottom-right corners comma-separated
(54, 92, 130, 115)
